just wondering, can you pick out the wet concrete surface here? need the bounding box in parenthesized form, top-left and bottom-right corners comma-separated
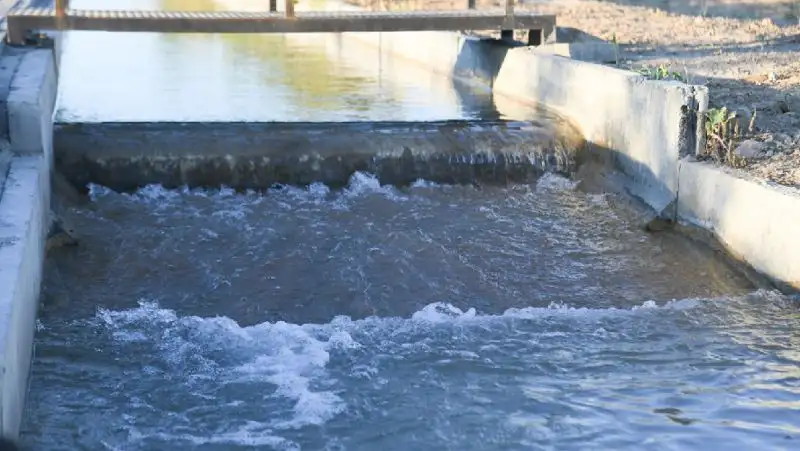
(54, 118, 585, 191)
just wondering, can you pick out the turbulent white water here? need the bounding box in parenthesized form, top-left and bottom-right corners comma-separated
(27, 289, 800, 451)
(23, 172, 800, 450)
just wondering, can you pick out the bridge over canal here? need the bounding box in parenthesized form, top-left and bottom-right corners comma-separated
(5, 0, 556, 46)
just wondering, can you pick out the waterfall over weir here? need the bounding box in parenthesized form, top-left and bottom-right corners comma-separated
(54, 118, 585, 192)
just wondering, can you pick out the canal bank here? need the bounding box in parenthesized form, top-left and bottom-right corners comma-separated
(0, 44, 57, 440)
(0, 0, 798, 445)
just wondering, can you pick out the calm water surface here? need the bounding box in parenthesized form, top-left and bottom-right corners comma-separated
(57, 0, 500, 122)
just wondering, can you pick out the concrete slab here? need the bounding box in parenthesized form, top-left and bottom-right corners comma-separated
(53, 121, 581, 191)
(0, 155, 48, 440)
(0, 147, 9, 196)
(7, 49, 57, 160)
(678, 160, 800, 290)
(0, 51, 23, 139)
(530, 42, 618, 64)
(0, 45, 56, 442)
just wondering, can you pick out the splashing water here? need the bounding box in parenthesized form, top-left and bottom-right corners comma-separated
(24, 173, 800, 450)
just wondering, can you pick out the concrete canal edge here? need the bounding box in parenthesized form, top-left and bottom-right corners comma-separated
(337, 25, 800, 290)
(0, 47, 57, 439)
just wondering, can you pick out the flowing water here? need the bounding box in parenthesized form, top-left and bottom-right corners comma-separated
(23, 174, 800, 450)
(19, 0, 800, 449)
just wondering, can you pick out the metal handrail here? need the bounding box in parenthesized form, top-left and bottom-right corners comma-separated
(51, 0, 518, 29)
(55, 0, 298, 19)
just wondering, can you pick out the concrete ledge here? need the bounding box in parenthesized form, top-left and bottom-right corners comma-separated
(54, 121, 579, 191)
(531, 42, 617, 64)
(0, 51, 24, 139)
(7, 49, 57, 158)
(0, 156, 48, 440)
(678, 161, 800, 290)
(0, 46, 57, 441)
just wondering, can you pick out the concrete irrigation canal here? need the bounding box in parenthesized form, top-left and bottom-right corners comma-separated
(0, 0, 799, 450)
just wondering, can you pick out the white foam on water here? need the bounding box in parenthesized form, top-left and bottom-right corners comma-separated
(87, 171, 413, 213)
(536, 173, 579, 191)
(340, 172, 408, 202)
(75, 290, 790, 448)
(136, 421, 299, 450)
(411, 302, 478, 323)
(410, 178, 441, 189)
(94, 301, 356, 431)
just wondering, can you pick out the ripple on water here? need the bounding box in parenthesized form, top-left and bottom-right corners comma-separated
(23, 290, 800, 450)
(24, 172, 799, 450)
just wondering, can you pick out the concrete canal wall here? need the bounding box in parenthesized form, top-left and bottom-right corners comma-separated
(322, 4, 798, 290)
(0, 46, 57, 440)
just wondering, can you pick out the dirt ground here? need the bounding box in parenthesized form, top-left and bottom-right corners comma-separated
(349, 0, 800, 188)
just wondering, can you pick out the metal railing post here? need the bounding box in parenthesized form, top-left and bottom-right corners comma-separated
(505, 0, 515, 24)
(55, 0, 68, 31)
(500, 0, 515, 41)
(284, 0, 295, 17)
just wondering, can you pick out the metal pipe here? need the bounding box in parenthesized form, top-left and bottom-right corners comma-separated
(284, 0, 295, 18)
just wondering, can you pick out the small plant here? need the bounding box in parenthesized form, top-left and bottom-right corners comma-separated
(703, 106, 757, 168)
(638, 64, 684, 82)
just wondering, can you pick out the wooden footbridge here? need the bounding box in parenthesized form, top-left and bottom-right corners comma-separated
(5, 0, 556, 46)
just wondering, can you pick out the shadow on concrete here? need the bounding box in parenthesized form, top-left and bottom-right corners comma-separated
(576, 139, 782, 292)
(454, 35, 511, 86)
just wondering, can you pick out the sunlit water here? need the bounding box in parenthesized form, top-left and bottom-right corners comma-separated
(56, 0, 502, 122)
(22, 174, 800, 450)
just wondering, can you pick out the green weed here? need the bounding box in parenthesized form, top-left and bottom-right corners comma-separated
(638, 64, 684, 82)
(703, 106, 756, 168)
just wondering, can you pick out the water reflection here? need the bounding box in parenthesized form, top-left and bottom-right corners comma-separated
(56, 0, 500, 121)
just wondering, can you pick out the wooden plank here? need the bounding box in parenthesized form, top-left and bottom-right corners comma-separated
(6, 8, 556, 45)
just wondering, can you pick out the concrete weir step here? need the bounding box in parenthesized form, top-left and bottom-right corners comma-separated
(53, 121, 582, 192)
